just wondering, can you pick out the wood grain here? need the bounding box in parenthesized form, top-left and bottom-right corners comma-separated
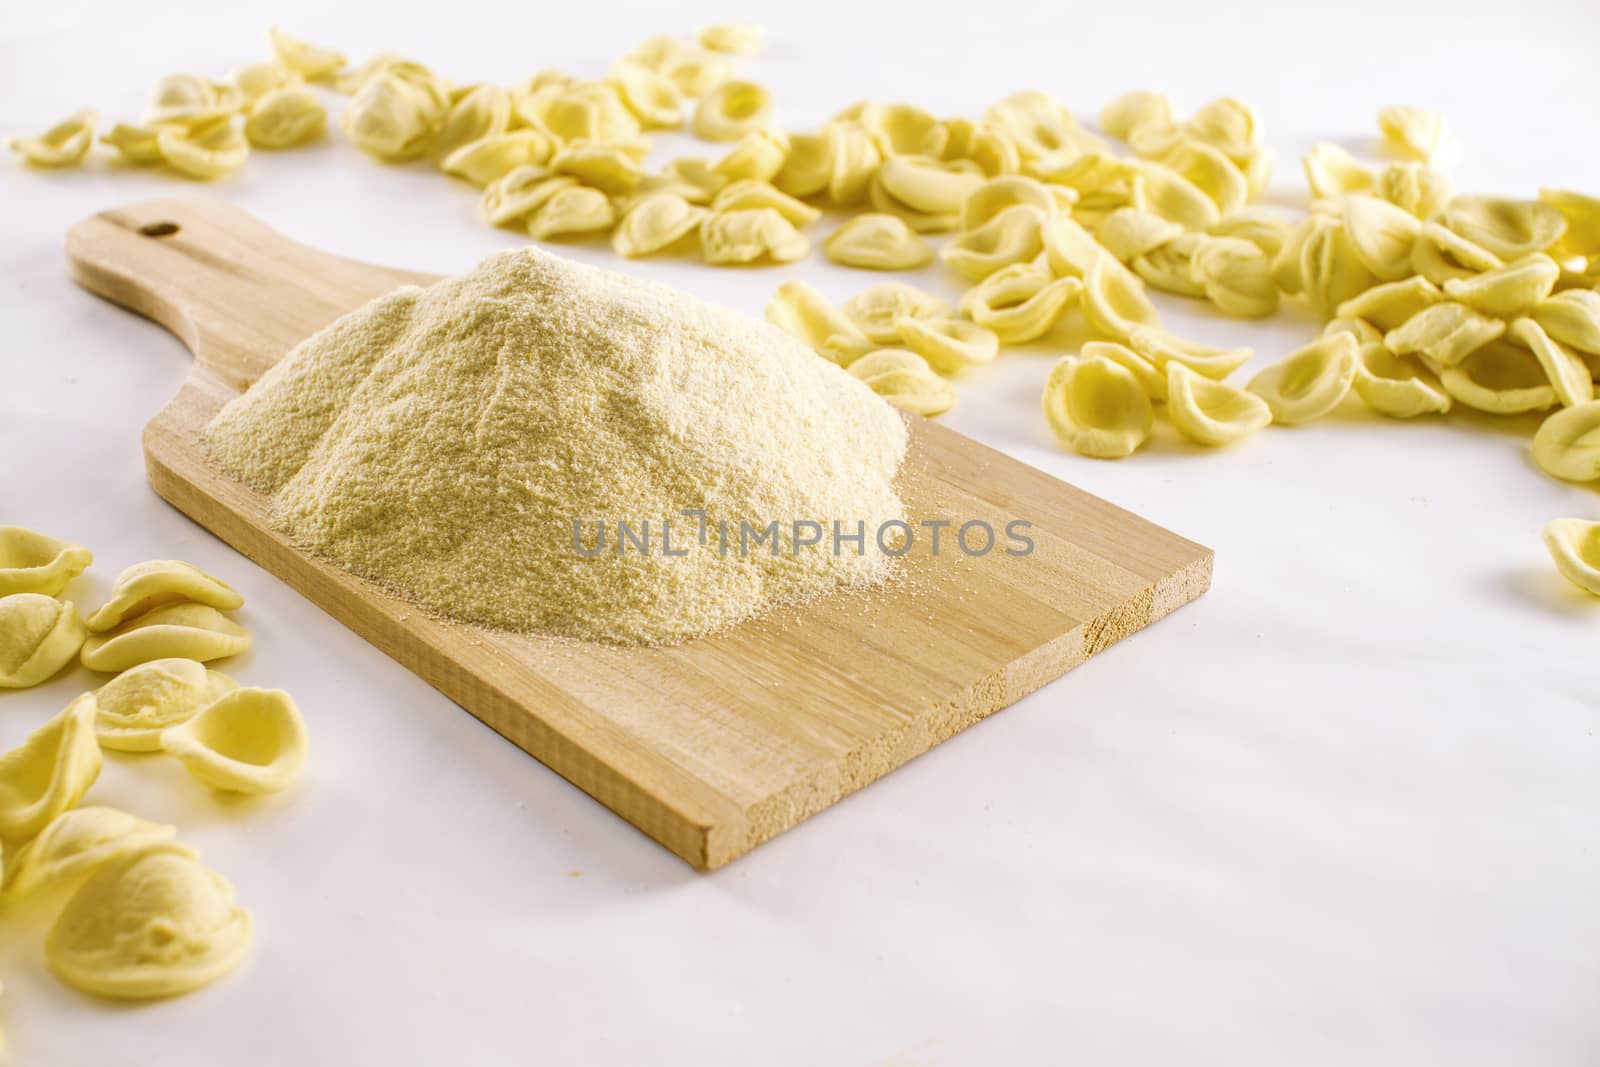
(66, 198, 1214, 869)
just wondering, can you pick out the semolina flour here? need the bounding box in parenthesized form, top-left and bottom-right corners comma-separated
(203, 248, 908, 645)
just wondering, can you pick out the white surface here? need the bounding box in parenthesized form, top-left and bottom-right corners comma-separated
(3, 2, 1599, 1063)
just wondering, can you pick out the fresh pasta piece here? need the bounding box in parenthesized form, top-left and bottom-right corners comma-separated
(46, 844, 252, 1000)
(1081, 255, 1161, 338)
(0, 694, 101, 841)
(0, 527, 91, 597)
(710, 129, 790, 184)
(1443, 196, 1567, 261)
(846, 350, 957, 416)
(698, 23, 764, 55)
(10, 110, 96, 167)
(158, 120, 250, 180)
(857, 102, 947, 158)
(341, 71, 446, 160)
(442, 130, 555, 187)
(80, 604, 251, 674)
(525, 81, 639, 144)
(1161, 140, 1248, 216)
(1442, 254, 1560, 318)
(1136, 162, 1220, 230)
(87, 560, 244, 633)
(145, 75, 241, 129)
(1166, 362, 1272, 446)
(765, 281, 870, 358)
(1531, 401, 1600, 481)
(1342, 195, 1422, 281)
(966, 125, 1023, 177)
(1097, 208, 1183, 262)
(480, 166, 576, 227)
(429, 84, 510, 161)
(773, 131, 831, 198)
(959, 263, 1081, 343)
(93, 658, 238, 753)
(1543, 518, 1600, 596)
(1299, 218, 1380, 317)
(1082, 341, 1167, 400)
(652, 156, 727, 204)
(1207, 210, 1290, 258)
(0, 594, 87, 689)
(1375, 162, 1453, 219)
(609, 60, 685, 129)
(700, 208, 808, 264)
(1533, 289, 1600, 355)
(160, 688, 308, 796)
(1, 807, 176, 902)
(1184, 97, 1262, 162)
(1188, 236, 1278, 317)
(1384, 302, 1505, 366)
(1041, 356, 1152, 459)
(1335, 275, 1443, 332)
(1353, 343, 1451, 418)
(824, 214, 933, 270)
(823, 120, 882, 205)
(229, 61, 298, 106)
(1246, 334, 1359, 425)
(711, 179, 818, 226)
(550, 143, 644, 196)
(1508, 318, 1593, 408)
(1377, 105, 1458, 166)
(269, 27, 345, 82)
(894, 317, 999, 375)
(611, 193, 707, 257)
(1439, 338, 1556, 414)
(1411, 221, 1504, 285)
(941, 204, 1045, 280)
(102, 122, 165, 165)
(1127, 326, 1252, 381)
(843, 283, 952, 345)
(1099, 91, 1174, 143)
(1133, 233, 1206, 297)
(1302, 143, 1373, 199)
(692, 81, 772, 142)
(869, 156, 984, 233)
(984, 90, 1101, 165)
(1541, 188, 1600, 258)
(526, 187, 616, 241)
(243, 86, 326, 149)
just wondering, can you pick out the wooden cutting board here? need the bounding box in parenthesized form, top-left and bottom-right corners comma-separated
(66, 198, 1213, 870)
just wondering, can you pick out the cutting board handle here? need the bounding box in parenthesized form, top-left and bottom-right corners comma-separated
(66, 198, 428, 390)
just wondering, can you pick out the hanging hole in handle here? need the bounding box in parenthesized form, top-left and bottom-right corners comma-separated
(138, 221, 180, 237)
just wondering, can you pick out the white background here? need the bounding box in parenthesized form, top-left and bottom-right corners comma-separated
(3, 1, 1599, 1063)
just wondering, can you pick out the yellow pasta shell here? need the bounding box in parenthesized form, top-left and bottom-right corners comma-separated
(1166, 362, 1272, 446)
(824, 214, 933, 271)
(1542, 518, 1600, 597)
(1439, 338, 1556, 414)
(1, 807, 176, 903)
(443, 130, 555, 187)
(700, 208, 808, 265)
(0, 694, 101, 841)
(1042, 356, 1152, 459)
(1532, 289, 1600, 356)
(269, 27, 345, 83)
(1352, 343, 1451, 418)
(765, 281, 869, 358)
(0, 594, 87, 689)
(161, 687, 308, 796)
(846, 350, 956, 417)
(712, 179, 819, 226)
(693, 81, 772, 142)
(894, 318, 998, 375)
(243, 86, 325, 149)
(1442, 255, 1560, 318)
(942, 204, 1046, 280)
(87, 559, 243, 633)
(1443, 195, 1566, 261)
(158, 119, 250, 180)
(1508, 318, 1593, 408)
(1531, 401, 1600, 482)
(93, 658, 239, 753)
(526, 186, 616, 241)
(80, 603, 251, 674)
(0, 526, 91, 597)
(10, 110, 96, 167)
(844, 283, 952, 345)
(1246, 334, 1359, 425)
(47, 844, 251, 1000)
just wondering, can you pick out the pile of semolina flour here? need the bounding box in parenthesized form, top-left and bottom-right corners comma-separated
(203, 248, 908, 645)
